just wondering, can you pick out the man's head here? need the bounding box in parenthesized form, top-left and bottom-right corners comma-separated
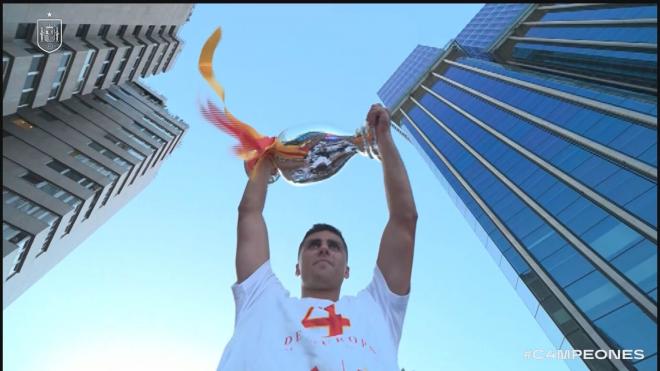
(296, 223, 349, 292)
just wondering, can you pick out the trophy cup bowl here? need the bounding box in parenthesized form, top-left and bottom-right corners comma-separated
(264, 124, 381, 186)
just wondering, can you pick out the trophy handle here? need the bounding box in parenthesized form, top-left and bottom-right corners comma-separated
(355, 124, 381, 161)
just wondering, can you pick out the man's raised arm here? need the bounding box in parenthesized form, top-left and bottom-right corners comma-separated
(236, 156, 276, 283)
(368, 104, 418, 295)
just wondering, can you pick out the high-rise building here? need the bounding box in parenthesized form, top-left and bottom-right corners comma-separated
(379, 4, 656, 371)
(3, 4, 194, 115)
(2, 4, 193, 309)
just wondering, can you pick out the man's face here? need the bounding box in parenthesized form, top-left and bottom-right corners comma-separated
(296, 230, 349, 291)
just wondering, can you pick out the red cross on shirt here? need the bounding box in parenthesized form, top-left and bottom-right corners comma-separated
(301, 304, 351, 337)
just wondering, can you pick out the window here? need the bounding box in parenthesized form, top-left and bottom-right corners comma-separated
(18, 90, 34, 108)
(105, 92, 118, 102)
(3, 52, 11, 87)
(610, 239, 657, 294)
(76, 24, 90, 38)
(22, 170, 83, 234)
(47, 159, 102, 190)
(88, 141, 131, 168)
(153, 112, 177, 130)
(95, 49, 116, 88)
(15, 23, 34, 39)
(100, 61, 110, 75)
(48, 50, 73, 100)
(3, 222, 32, 249)
(112, 48, 131, 83)
(152, 48, 166, 74)
(539, 295, 579, 335)
(141, 44, 158, 76)
(67, 148, 122, 205)
(161, 42, 178, 71)
(103, 134, 146, 187)
(84, 189, 102, 218)
(142, 115, 174, 139)
(21, 171, 82, 209)
(23, 73, 39, 90)
(3, 189, 59, 227)
(132, 25, 142, 36)
(117, 25, 127, 36)
(72, 48, 96, 94)
(593, 302, 657, 357)
(146, 25, 156, 42)
(58, 52, 71, 69)
(18, 50, 46, 108)
(111, 121, 155, 152)
(581, 216, 643, 260)
(98, 24, 110, 37)
(3, 222, 33, 277)
(502, 248, 530, 275)
(538, 244, 594, 287)
(625, 187, 657, 227)
(103, 133, 145, 161)
(21, 170, 84, 235)
(131, 120, 165, 146)
(128, 42, 147, 80)
(68, 150, 118, 182)
(47, 159, 104, 220)
(563, 270, 629, 321)
(559, 197, 609, 236)
(25, 49, 45, 71)
(3, 188, 60, 253)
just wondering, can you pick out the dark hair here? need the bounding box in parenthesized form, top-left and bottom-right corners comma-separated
(298, 223, 348, 260)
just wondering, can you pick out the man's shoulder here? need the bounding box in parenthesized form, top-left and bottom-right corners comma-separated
(338, 285, 379, 307)
(232, 260, 290, 298)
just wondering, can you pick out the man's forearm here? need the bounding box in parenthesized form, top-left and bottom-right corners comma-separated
(235, 157, 274, 283)
(238, 159, 273, 213)
(378, 132, 418, 223)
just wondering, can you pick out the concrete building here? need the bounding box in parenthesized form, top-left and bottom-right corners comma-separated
(3, 3, 193, 115)
(379, 4, 657, 370)
(3, 4, 193, 309)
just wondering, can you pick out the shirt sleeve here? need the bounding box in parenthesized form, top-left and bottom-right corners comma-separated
(365, 266, 410, 349)
(231, 260, 287, 326)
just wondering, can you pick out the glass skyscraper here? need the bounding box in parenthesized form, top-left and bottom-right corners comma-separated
(379, 4, 656, 370)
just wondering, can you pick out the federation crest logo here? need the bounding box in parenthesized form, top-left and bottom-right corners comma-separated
(36, 17, 62, 53)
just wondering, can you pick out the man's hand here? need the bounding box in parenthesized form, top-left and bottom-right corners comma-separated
(366, 103, 393, 145)
(245, 152, 277, 180)
(366, 103, 418, 296)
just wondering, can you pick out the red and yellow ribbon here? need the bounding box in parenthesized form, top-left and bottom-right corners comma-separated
(198, 27, 307, 177)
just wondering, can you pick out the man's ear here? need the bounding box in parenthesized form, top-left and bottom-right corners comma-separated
(295, 263, 301, 277)
(344, 266, 350, 279)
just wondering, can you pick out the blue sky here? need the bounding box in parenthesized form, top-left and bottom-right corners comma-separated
(3, 4, 569, 371)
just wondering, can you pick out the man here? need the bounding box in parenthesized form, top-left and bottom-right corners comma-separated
(217, 104, 418, 371)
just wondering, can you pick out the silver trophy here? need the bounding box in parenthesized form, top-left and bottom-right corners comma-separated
(249, 124, 381, 186)
(199, 27, 389, 186)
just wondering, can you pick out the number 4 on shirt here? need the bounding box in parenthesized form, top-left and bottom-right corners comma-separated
(301, 304, 351, 337)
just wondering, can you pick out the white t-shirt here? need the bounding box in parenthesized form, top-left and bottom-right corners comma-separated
(217, 260, 409, 371)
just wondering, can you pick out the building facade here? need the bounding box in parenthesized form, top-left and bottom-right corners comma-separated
(379, 4, 657, 370)
(2, 4, 193, 308)
(3, 4, 194, 115)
